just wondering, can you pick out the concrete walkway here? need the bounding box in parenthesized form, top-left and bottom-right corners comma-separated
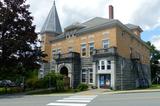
(76, 89, 111, 95)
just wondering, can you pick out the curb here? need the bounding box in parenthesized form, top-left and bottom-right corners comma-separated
(103, 89, 160, 94)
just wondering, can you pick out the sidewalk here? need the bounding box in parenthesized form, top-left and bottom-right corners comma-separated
(103, 89, 160, 94)
(76, 88, 111, 95)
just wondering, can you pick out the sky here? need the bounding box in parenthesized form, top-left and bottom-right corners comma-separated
(26, 0, 160, 50)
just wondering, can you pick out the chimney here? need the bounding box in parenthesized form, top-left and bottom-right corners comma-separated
(109, 5, 114, 19)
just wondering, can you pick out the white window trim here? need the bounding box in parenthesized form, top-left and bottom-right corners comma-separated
(81, 44, 87, 57)
(89, 69, 93, 84)
(81, 69, 87, 83)
(102, 39, 110, 49)
(57, 48, 61, 54)
(98, 60, 112, 71)
(107, 60, 111, 70)
(89, 42, 94, 56)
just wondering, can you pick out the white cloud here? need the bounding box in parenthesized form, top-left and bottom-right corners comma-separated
(26, 0, 160, 33)
(131, 0, 160, 31)
(151, 35, 160, 50)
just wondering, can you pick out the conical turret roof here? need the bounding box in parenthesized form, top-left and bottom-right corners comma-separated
(40, 1, 62, 35)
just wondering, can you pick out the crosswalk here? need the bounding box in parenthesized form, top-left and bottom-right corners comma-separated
(47, 95, 97, 106)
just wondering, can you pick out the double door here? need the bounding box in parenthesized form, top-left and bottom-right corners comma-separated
(99, 74, 111, 88)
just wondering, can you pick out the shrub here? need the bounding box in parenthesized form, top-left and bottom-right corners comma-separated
(56, 80, 64, 91)
(26, 78, 38, 89)
(26, 72, 65, 90)
(77, 83, 88, 91)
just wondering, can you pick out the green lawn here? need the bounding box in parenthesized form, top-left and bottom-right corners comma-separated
(149, 84, 160, 89)
(0, 87, 23, 95)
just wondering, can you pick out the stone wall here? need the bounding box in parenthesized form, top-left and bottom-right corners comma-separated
(115, 56, 151, 90)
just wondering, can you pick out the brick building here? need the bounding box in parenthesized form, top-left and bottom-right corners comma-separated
(40, 1, 151, 90)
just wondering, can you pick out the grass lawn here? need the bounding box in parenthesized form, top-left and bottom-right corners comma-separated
(26, 88, 81, 95)
(149, 84, 160, 89)
(0, 87, 9, 94)
(0, 87, 23, 95)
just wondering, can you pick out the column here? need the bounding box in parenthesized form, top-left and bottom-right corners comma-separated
(111, 60, 116, 90)
(92, 62, 97, 87)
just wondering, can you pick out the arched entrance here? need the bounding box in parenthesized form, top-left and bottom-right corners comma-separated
(60, 66, 68, 76)
(60, 66, 70, 89)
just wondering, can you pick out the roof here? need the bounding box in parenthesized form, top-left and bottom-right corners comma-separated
(40, 1, 62, 35)
(52, 17, 117, 41)
(81, 17, 114, 28)
(126, 24, 143, 32)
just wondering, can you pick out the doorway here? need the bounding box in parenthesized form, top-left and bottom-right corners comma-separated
(60, 66, 68, 76)
(99, 74, 111, 89)
(60, 66, 70, 88)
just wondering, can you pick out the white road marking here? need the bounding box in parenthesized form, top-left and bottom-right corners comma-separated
(47, 95, 97, 106)
(70, 95, 97, 98)
(63, 97, 94, 100)
(47, 103, 87, 106)
(56, 99, 91, 103)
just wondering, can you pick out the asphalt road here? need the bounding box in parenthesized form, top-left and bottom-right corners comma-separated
(88, 92, 160, 106)
(0, 92, 160, 106)
(0, 94, 70, 106)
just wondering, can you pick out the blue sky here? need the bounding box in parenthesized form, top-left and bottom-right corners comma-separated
(142, 28, 160, 41)
(27, 0, 160, 50)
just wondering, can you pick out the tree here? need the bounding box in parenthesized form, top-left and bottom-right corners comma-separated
(146, 41, 160, 64)
(146, 41, 160, 82)
(0, 0, 46, 79)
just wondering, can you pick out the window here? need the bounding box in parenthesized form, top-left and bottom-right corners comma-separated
(107, 60, 111, 70)
(129, 47, 133, 54)
(57, 49, 61, 54)
(89, 43, 94, 56)
(89, 69, 93, 83)
(101, 61, 105, 70)
(82, 69, 87, 83)
(81, 44, 87, 56)
(52, 49, 57, 59)
(122, 31, 125, 36)
(68, 47, 73, 52)
(98, 60, 112, 70)
(52, 49, 56, 55)
(103, 40, 109, 49)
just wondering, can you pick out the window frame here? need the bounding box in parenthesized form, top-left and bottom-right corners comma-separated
(89, 42, 94, 56)
(98, 60, 112, 71)
(89, 68, 93, 83)
(81, 69, 87, 83)
(102, 39, 109, 49)
(57, 48, 61, 54)
(68, 47, 73, 52)
(81, 43, 87, 57)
